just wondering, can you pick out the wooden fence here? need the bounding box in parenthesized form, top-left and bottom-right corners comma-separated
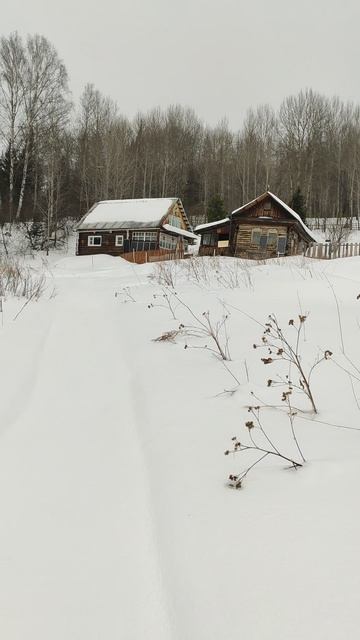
(198, 247, 230, 257)
(121, 248, 184, 264)
(304, 242, 360, 259)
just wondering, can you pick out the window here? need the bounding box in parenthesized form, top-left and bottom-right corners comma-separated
(251, 229, 262, 245)
(88, 235, 102, 246)
(115, 235, 124, 247)
(277, 236, 287, 254)
(159, 233, 178, 250)
(267, 230, 278, 248)
(168, 214, 181, 228)
(203, 232, 216, 246)
(259, 234, 268, 249)
(132, 231, 157, 242)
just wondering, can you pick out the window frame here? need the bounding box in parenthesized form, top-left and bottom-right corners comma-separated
(159, 232, 178, 250)
(115, 235, 124, 247)
(267, 230, 278, 248)
(277, 235, 287, 254)
(132, 231, 158, 242)
(168, 214, 181, 228)
(203, 232, 216, 246)
(88, 235, 102, 247)
(251, 228, 262, 245)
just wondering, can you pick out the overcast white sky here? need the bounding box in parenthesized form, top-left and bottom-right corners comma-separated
(2, 0, 359, 128)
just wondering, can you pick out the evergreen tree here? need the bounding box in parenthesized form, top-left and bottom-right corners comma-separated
(183, 165, 200, 208)
(207, 194, 227, 223)
(289, 187, 306, 221)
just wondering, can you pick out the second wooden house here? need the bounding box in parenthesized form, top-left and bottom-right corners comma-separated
(195, 191, 316, 258)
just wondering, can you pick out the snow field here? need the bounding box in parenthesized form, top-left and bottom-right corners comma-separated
(0, 251, 359, 639)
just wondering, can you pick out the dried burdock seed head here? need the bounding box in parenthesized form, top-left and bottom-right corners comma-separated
(253, 344, 257, 349)
(357, 294, 360, 300)
(299, 315, 307, 323)
(267, 379, 273, 387)
(231, 436, 237, 441)
(277, 348, 284, 356)
(324, 349, 333, 359)
(245, 421, 254, 430)
(224, 450, 230, 456)
(261, 357, 273, 365)
(289, 319, 294, 326)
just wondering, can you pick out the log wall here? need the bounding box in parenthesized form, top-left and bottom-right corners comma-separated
(234, 223, 288, 258)
(77, 231, 127, 256)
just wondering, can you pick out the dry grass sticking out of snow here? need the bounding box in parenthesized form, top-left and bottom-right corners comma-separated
(0, 257, 46, 300)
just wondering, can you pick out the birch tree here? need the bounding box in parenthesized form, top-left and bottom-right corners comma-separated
(0, 32, 25, 221)
(15, 34, 69, 220)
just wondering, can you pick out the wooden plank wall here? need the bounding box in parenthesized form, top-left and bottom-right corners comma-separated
(304, 243, 360, 259)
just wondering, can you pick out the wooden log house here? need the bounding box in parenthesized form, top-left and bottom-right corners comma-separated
(196, 192, 316, 259)
(76, 197, 197, 260)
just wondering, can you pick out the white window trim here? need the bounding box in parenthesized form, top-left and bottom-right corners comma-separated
(88, 235, 102, 246)
(115, 235, 124, 247)
(132, 231, 158, 241)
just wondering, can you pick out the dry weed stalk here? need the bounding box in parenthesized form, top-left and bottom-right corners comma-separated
(151, 289, 231, 360)
(148, 288, 178, 320)
(225, 405, 303, 489)
(254, 313, 332, 414)
(115, 286, 136, 303)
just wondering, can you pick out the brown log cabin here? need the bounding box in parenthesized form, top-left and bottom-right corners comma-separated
(76, 197, 197, 259)
(195, 192, 316, 259)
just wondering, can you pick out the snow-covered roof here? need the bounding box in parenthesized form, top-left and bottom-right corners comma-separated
(195, 217, 230, 232)
(78, 198, 180, 230)
(232, 191, 317, 242)
(162, 224, 198, 240)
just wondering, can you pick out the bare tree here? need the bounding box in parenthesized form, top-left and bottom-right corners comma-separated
(0, 32, 25, 222)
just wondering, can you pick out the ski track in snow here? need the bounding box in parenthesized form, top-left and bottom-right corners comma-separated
(0, 268, 175, 640)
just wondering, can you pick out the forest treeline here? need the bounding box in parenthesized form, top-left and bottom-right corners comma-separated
(1, 32, 360, 236)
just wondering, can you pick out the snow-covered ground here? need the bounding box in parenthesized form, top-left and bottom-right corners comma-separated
(0, 241, 360, 639)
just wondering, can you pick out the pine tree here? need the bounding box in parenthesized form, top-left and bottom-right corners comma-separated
(290, 187, 306, 222)
(207, 194, 227, 223)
